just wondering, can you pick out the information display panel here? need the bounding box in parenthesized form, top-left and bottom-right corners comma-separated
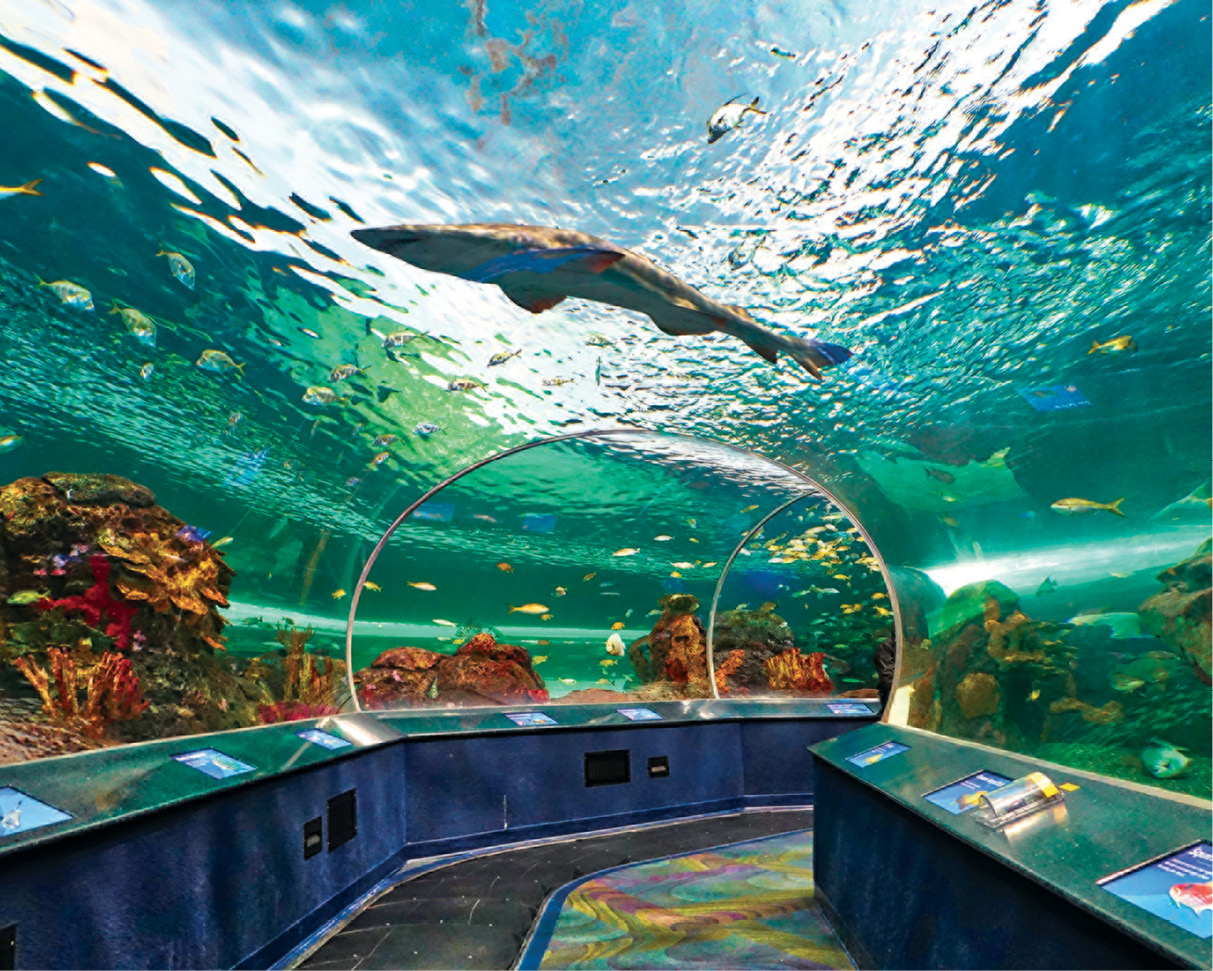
(504, 711, 557, 727)
(924, 770, 1012, 815)
(297, 728, 352, 750)
(827, 702, 873, 716)
(0, 785, 71, 836)
(172, 748, 256, 780)
(846, 741, 909, 768)
(617, 708, 663, 721)
(1101, 841, 1213, 939)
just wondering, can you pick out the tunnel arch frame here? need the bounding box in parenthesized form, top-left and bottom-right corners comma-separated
(344, 428, 904, 712)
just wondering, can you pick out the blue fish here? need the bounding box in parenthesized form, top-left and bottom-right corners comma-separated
(176, 525, 212, 543)
(225, 447, 270, 487)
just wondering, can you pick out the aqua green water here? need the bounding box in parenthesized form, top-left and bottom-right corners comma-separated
(0, 0, 1207, 794)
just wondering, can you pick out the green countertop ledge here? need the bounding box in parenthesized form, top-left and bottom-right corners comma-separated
(0, 697, 875, 858)
(812, 723, 1213, 970)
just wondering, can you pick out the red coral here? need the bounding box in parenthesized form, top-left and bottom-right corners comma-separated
(765, 648, 834, 693)
(36, 555, 138, 649)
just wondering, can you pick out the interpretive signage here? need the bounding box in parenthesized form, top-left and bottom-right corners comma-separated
(504, 711, 557, 727)
(172, 748, 256, 780)
(924, 770, 1012, 814)
(1102, 841, 1213, 939)
(846, 741, 909, 767)
(827, 702, 873, 716)
(297, 728, 352, 750)
(617, 707, 663, 721)
(0, 785, 71, 836)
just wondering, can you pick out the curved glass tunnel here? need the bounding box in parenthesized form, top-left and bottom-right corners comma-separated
(346, 431, 893, 708)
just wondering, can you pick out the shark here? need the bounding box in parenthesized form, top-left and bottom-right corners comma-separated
(350, 222, 852, 379)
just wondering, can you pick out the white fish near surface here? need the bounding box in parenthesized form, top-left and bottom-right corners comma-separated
(605, 633, 626, 656)
(350, 223, 852, 380)
(706, 96, 767, 144)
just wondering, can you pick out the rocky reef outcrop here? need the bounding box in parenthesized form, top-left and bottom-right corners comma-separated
(626, 594, 711, 698)
(1138, 539, 1211, 686)
(710, 602, 833, 696)
(355, 632, 548, 708)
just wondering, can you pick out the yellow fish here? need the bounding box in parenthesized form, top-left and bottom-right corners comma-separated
(0, 178, 42, 200)
(688, 537, 699, 544)
(583, 572, 596, 582)
(1089, 335, 1137, 354)
(533, 656, 548, 665)
(509, 603, 549, 614)
(365, 581, 382, 592)
(741, 504, 759, 512)
(654, 534, 672, 541)
(686, 518, 697, 527)
(596, 678, 611, 685)
(496, 562, 513, 572)
(1051, 497, 1125, 517)
(537, 639, 550, 646)
(703, 562, 717, 568)
(559, 678, 576, 684)
(833, 574, 850, 581)
(331, 588, 346, 600)
(875, 606, 892, 618)
(452, 638, 465, 646)
(670, 570, 682, 578)
(541, 613, 553, 621)
(613, 548, 639, 557)
(409, 582, 437, 591)
(600, 659, 617, 667)
(611, 621, 625, 630)
(872, 592, 887, 599)
(554, 587, 567, 597)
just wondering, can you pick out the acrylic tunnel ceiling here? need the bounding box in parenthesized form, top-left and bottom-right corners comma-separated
(0, 0, 1208, 755)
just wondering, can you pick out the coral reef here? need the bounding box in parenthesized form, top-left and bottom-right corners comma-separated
(13, 646, 147, 738)
(1138, 539, 1212, 685)
(628, 594, 710, 697)
(764, 648, 833, 693)
(258, 624, 346, 723)
(354, 632, 547, 708)
(35, 556, 138, 649)
(955, 671, 1000, 720)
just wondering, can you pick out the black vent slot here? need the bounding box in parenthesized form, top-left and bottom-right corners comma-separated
(585, 750, 630, 787)
(327, 789, 357, 851)
(648, 755, 669, 778)
(303, 816, 323, 859)
(0, 923, 14, 971)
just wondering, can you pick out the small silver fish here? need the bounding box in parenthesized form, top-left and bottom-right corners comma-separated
(372, 434, 397, 448)
(329, 363, 361, 382)
(707, 96, 767, 144)
(414, 422, 440, 436)
(139, 362, 154, 380)
(41, 279, 93, 310)
(302, 386, 344, 405)
(384, 330, 421, 348)
(158, 249, 195, 289)
(488, 348, 521, 366)
(111, 305, 157, 347)
(446, 378, 483, 392)
(196, 349, 244, 375)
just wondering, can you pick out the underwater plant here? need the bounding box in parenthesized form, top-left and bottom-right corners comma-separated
(13, 646, 147, 738)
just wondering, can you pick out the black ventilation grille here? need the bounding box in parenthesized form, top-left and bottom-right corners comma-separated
(585, 750, 630, 787)
(303, 816, 323, 859)
(327, 789, 357, 851)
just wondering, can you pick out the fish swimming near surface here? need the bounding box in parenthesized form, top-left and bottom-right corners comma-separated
(543, 377, 575, 387)
(197, 349, 245, 376)
(446, 378, 483, 392)
(509, 603, 549, 614)
(350, 223, 852, 379)
(40, 279, 93, 310)
(302, 385, 346, 405)
(408, 582, 437, 591)
(0, 179, 41, 200)
(706, 96, 767, 144)
(1051, 497, 1125, 517)
(0, 434, 23, 453)
(329, 363, 362, 382)
(1170, 882, 1213, 917)
(158, 249, 195, 290)
(1141, 738, 1190, 779)
(372, 434, 397, 449)
(488, 348, 521, 366)
(414, 422, 440, 436)
(1036, 577, 1059, 596)
(110, 304, 157, 347)
(1089, 336, 1137, 354)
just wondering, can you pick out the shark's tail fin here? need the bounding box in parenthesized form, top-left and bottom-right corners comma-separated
(782, 335, 852, 381)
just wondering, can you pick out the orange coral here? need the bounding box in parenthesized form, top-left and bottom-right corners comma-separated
(764, 648, 833, 692)
(276, 623, 345, 708)
(13, 647, 146, 737)
(714, 649, 746, 695)
(1048, 697, 1123, 724)
(985, 610, 1030, 662)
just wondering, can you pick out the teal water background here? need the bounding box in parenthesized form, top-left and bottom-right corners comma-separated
(0, 0, 1207, 786)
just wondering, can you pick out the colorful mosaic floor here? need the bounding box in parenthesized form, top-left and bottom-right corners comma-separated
(531, 829, 854, 970)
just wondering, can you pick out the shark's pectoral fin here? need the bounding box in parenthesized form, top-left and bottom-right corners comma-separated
(650, 310, 717, 337)
(498, 281, 567, 314)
